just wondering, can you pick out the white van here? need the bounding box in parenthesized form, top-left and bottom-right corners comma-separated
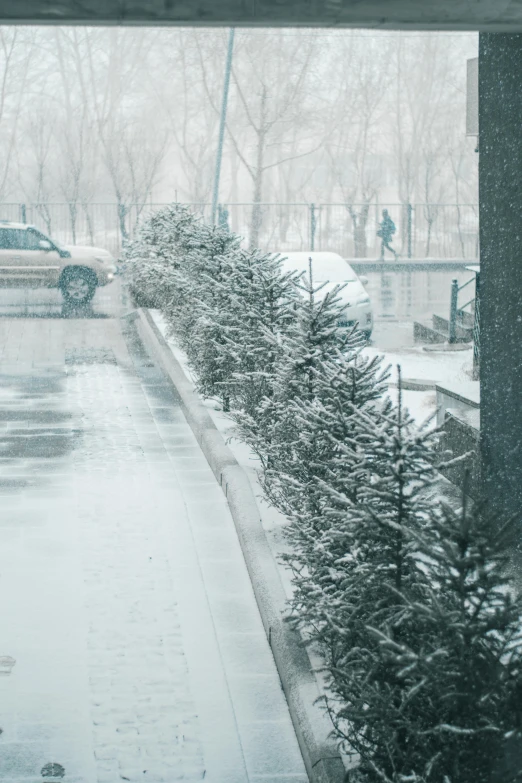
(279, 251, 373, 338)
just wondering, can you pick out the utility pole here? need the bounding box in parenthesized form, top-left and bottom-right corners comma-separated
(211, 28, 235, 226)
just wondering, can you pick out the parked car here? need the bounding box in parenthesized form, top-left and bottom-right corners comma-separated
(279, 251, 373, 338)
(0, 221, 117, 304)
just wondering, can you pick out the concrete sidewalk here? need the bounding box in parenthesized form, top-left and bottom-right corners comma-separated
(0, 313, 307, 783)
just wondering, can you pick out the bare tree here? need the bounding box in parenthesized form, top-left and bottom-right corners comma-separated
(322, 33, 392, 257)
(152, 30, 222, 206)
(17, 107, 56, 233)
(0, 29, 37, 203)
(49, 28, 103, 243)
(420, 138, 448, 256)
(84, 28, 168, 243)
(389, 34, 477, 256)
(0, 26, 478, 257)
(449, 134, 478, 257)
(197, 29, 321, 247)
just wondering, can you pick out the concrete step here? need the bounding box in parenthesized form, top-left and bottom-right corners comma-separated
(432, 314, 474, 341)
(414, 320, 473, 346)
(435, 310, 475, 330)
(457, 309, 475, 328)
(423, 342, 473, 353)
(414, 321, 448, 344)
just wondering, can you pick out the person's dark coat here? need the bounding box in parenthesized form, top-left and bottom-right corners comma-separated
(377, 215, 396, 242)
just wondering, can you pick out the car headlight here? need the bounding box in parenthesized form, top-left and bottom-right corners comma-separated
(356, 295, 370, 304)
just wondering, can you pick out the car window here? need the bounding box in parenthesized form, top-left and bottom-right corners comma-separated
(25, 229, 45, 250)
(0, 228, 52, 251)
(0, 228, 26, 250)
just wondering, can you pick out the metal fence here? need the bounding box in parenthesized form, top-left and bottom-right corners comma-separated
(0, 201, 479, 259)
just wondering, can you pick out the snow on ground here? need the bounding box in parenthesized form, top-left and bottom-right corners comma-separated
(366, 342, 477, 398)
(364, 329, 479, 424)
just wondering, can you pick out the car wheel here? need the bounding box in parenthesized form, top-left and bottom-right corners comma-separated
(60, 270, 96, 304)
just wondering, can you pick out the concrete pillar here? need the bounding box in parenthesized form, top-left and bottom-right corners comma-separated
(479, 35, 522, 524)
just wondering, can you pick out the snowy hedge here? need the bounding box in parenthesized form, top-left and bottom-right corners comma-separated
(123, 205, 522, 783)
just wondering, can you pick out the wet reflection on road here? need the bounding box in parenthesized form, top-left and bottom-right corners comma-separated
(0, 271, 476, 356)
(0, 365, 79, 498)
(0, 271, 473, 326)
(362, 267, 475, 323)
(0, 282, 123, 501)
(0, 279, 124, 319)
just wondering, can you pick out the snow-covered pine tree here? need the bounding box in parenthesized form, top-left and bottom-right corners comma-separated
(221, 249, 299, 420)
(373, 496, 522, 783)
(287, 370, 443, 782)
(123, 203, 197, 310)
(246, 257, 356, 512)
(187, 247, 299, 443)
(123, 203, 242, 394)
(270, 345, 390, 528)
(165, 220, 242, 403)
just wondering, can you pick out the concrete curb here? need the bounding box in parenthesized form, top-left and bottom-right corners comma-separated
(349, 258, 478, 272)
(134, 308, 346, 783)
(389, 377, 437, 391)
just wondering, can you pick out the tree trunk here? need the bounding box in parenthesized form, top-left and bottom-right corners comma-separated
(250, 196, 264, 250)
(83, 203, 95, 246)
(279, 203, 289, 245)
(355, 203, 371, 258)
(456, 203, 466, 259)
(349, 204, 371, 258)
(118, 202, 129, 244)
(424, 205, 437, 257)
(68, 202, 77, 245)
(249, 87, 267, 250)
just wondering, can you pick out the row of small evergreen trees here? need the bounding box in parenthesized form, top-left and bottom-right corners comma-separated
(124, 205, 522, 783)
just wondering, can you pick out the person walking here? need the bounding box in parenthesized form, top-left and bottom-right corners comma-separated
(377, 209, 398, 260)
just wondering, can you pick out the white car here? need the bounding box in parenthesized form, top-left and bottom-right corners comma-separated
(0, 221, 117, 304)
(279, 251, 373, 339)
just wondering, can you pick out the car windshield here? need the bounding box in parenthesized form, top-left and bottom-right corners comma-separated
(281, 255, 358, 283)
(38, 230, 64, 251)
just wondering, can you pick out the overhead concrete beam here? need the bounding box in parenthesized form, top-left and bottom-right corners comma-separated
(0, 0, 522, 29)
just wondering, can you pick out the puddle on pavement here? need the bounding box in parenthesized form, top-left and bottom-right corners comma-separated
(0, 280, 123, 319)
(65, 347, 117, 365)
(0, 302, 111, 319)
(0, 369, 80, 496)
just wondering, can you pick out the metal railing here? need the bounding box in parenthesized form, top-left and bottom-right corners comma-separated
(448, 275, 474, 343)
(472, 271, 480, 379)
(448, 271, 479, 377)
(1, 201, 480, 260)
